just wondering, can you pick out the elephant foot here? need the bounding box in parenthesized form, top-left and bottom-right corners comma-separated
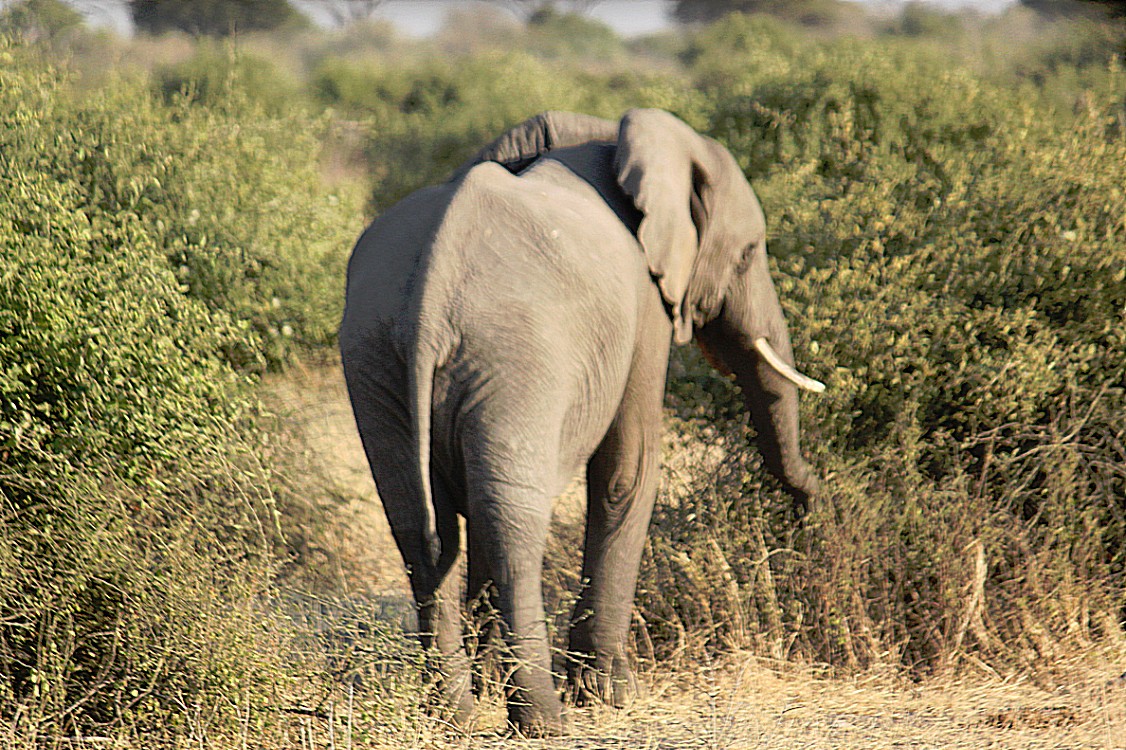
(425, 658, 475, 730)
(424, 694, 475, 732)
(506, 697, 569, 737)
(566, 652, 638, 708)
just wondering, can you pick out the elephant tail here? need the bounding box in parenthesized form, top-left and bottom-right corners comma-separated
(409, 343, 443, 573)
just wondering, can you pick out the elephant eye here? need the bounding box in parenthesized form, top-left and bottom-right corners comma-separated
(734, 243, 755, 275)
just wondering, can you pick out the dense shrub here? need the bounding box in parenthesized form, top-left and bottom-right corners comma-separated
(66, 56, 359, 370)
(638, 17, 1126, 673)
(0, 43, 363, 741)
(129, 0, 309, 38)
(672, 0, 868, 30)
(311, 50, 703, 210)
(153, 41, 305, 115)
(0, 0, 82, 44)
(523, 8, 627, 61)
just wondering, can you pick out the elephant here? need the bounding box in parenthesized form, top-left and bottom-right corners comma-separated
(339, 109, 823, 736)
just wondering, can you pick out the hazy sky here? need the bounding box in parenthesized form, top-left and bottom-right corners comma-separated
(333, 0, 1020, 37)
(70, 0, 1022, 38)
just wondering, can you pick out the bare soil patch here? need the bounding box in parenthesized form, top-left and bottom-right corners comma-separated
(264, 356, 410, 598)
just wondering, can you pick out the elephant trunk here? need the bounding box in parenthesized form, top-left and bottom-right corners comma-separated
(694, 245, 820, 513)
(739, 333, 820, 513)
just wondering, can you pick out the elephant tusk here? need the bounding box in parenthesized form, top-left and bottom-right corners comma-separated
(754, 338, 826, 393)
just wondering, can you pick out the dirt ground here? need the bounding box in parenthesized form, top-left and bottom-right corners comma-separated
(264, 360, 1126, 750)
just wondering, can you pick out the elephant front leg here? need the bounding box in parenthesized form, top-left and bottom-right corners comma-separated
(568, 329, 667, 707)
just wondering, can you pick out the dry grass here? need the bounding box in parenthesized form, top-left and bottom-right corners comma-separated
(8, 660, 1122, 749)
(252, 359, 1126, 749)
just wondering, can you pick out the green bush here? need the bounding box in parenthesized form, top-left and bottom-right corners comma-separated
(523, 8, 627, 61)
(59, 58, 359, 370)
(638, 19, 1126, 673)
(312, 50, 704, 210)
(130, 0, 309, 37)
(0, 42, 365, 741)
(0, 0, 83, 43)
(1, 48, 270, 740)
(153, 41, 305, 115)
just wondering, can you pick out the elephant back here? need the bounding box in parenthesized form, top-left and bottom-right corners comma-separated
(451, 112, 618, 179)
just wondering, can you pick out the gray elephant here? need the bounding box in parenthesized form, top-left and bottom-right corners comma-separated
(339, 109, 823, 735)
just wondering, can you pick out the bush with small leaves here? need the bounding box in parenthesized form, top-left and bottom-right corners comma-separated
(637, 19, 1125, 673)
(0, 41, 366, 741)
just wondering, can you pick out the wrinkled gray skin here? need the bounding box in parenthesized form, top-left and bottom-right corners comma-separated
(340, 109, 819, 735)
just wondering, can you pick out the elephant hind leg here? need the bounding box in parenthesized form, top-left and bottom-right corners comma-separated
(346, 400, 474, 726)
(466, 478, 566, 736)
(464, 519, 503, 701)
(412, 488, 474, 728)
(568, 307, 670, 708)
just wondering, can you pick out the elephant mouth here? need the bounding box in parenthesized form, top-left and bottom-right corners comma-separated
(754, 338, 826, 393)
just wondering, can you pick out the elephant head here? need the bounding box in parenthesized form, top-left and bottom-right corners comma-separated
(467, 108, 823, 509)
(615, 108, 822, 509)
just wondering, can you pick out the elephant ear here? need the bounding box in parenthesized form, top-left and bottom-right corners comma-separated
(452, 111, 619, 179)
(615, 108, 764, 344)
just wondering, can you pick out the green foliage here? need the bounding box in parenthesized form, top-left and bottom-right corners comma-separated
(673, 0, 864, 28)
(0, 41, 364, 741)
(312, 50, 703, 210)
(1022, 0, 1126, 19)
(130, 0, 309, 37)
(153, 41, 304, 115)
(0, 0, 82, 43)
(978, 9, 1125, 93)
(57, 58, 357, 371)
(641, 16, 1126, 673)
(0, 47, 272, 738)
(886, 2, 967, 38)
(524, 7, 626, 60)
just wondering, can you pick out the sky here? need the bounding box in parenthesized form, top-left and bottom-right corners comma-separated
(299, 0, 1022, 37)
(307, 0, 1020, 37)
(371, 0, 674, 37)
(68, 0, 1022, 38)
